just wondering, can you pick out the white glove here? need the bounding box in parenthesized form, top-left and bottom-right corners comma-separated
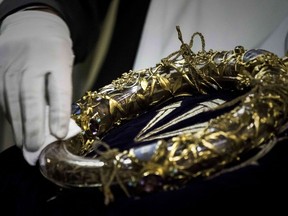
(0, 10, 75, 152)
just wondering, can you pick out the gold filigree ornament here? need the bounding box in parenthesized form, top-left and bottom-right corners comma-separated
(39, 26, 288, 205)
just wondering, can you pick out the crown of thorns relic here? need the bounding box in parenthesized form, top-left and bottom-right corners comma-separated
(39, 26, 288, 205)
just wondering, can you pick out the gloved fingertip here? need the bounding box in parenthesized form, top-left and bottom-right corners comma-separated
(51, 122, 69, 139)
(14, 133, 24, 149)
(24, 144, 40, 152)
(15, 139, 23, 149)
(24, 136, 45, 152)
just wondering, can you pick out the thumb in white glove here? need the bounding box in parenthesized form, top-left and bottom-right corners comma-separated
(0, 10, 75, 152)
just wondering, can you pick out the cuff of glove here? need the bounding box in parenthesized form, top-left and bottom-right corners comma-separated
(20, 5, 60, 16)
(23, 118, 82, 166)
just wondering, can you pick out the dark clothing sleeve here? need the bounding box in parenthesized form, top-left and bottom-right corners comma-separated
(0, 0, 63, 17)
(0, 0, 110, 62)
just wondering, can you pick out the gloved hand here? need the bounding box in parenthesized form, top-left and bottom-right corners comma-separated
(0, 10, 75, 153)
